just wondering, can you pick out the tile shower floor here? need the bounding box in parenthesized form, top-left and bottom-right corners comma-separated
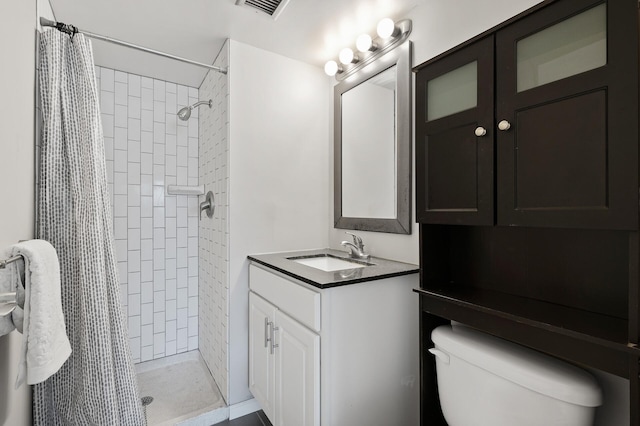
(136, 350, 226, 425)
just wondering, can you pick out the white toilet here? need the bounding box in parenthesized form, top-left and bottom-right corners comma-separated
(430, 324, 603, 426)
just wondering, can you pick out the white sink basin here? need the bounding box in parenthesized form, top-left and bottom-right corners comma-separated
(289, 255, 370, 272)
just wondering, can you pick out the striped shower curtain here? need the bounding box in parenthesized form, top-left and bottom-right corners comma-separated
(35, 29, 145, 425)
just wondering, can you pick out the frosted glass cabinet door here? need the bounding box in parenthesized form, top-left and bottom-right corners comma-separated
(416, 36, 494, 226)
(496, 0, 638, 230)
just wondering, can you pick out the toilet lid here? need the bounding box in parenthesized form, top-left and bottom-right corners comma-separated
(432, 325, 603, 407)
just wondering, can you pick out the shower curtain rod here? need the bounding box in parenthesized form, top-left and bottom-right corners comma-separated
(39, 17, 227, 75)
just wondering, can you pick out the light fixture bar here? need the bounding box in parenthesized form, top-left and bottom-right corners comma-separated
(333, 19, 412, 81)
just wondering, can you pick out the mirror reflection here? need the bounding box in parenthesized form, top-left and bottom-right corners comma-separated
(341, 65, 397, 219)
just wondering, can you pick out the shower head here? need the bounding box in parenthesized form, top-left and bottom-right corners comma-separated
(177, 99, 212, 121)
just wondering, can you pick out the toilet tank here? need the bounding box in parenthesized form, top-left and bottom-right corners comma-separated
(430, 325, 602, 426)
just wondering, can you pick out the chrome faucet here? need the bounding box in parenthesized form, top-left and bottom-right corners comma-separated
(341, 232, 370, 260)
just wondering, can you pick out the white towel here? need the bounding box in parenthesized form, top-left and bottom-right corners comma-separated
(0, 251, 24, 336)
(11, 240, 72, 388)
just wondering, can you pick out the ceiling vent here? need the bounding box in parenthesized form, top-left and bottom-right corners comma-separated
(235, 0, 291, 20)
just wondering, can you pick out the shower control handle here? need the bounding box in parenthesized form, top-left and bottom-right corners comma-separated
(200, 191, 215, 220)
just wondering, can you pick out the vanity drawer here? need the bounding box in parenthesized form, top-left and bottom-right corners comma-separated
(249, 264, 321, 332)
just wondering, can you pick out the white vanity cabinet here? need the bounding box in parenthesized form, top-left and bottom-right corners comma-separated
(248, 261, 419, 426)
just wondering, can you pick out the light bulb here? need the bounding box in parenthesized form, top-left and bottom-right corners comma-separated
(324, 60, 340, 76)
(339, 47, 356, 64)
(356, 34, 373, 52)
(377, 18, 396, 38)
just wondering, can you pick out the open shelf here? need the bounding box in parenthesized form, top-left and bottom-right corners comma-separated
(416, 285, 632, 377)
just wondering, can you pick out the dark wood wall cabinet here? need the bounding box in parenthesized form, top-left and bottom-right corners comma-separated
(414, 0, 640, 424)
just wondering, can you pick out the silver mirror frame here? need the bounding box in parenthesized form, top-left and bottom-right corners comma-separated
(334, 41, 412, 234)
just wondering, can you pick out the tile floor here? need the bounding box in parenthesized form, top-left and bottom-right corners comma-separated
(218, 411, 272, 426)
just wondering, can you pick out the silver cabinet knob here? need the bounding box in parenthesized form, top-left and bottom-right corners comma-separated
(498, 120, 511, 131)
(475, 126, 487, 137)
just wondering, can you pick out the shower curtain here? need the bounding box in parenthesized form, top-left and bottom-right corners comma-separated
(34, 30, 145, 425)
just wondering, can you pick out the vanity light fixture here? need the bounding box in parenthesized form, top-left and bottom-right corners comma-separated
(324, 18, 412, 80)
(356, 34, 377, 53)
(339, 47, 358, 64)
(324, 60, 343, 77)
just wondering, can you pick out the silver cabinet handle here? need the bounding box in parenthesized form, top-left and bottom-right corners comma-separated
(270, 325, 279, 355)
(475, 126, 487, 137)
(264, 317, 271, 348)
(497, 120, 511, 131)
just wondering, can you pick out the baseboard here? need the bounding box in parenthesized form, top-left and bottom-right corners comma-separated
(229, 398, 261, 420)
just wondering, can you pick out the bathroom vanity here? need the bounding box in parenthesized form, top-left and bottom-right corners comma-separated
(247, 249, 419, 426)
(414, 0, 640, 424)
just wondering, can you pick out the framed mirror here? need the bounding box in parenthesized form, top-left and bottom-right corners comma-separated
(334, 41, 412, 234)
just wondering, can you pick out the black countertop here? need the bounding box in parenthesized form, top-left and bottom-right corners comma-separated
(248, 248, 419, 289)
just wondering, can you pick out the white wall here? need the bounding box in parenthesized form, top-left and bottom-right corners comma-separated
(228, 40, 331, 404)
(198, 41, 230, 403)
(0, 0, 38, 423)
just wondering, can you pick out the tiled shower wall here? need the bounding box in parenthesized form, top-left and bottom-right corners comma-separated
(199, 41, 230, 401)
(96, 66, 200, 363)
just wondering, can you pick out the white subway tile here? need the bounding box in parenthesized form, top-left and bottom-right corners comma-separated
(141, 346, 153, 362)
(128, 118, 141, 141)
(114, 127, 127, 150)
(188, 255, 198, 273)
(141, 197, 153, 218)
(177, 268, 188, 288)
(153, 207, 165, 228)
(128, 96, 140, 119)
(141, 130, 153, 152)
(141, 76, 153, 89)
(115, 105, 127, 128)
(153, 101, 165, 122)
(166, 300, 177, 321)
(166, 259, 177, 279)
(177, 248, 188, 268)
(177, 85, 188, 106)
(166, 279, 177, 300)
(114, 217, 127, 240)
(115, 82, 127, 106)
(101, 68, 114, 91)
(114, 150, 127, 173)
(128, 74, 141, 97)
(154, 270, 165, 291)
(153, 228, 165, 247)
(154, 80, 166, 102)
(166, 197, 177, 218)
(115, 70, 127, 83)
(130, 337, 141, 360)
(188, 87, 198, 99)
(141, 260, 153, 282)
(141, 87, 153, 110)
(165, 340, 176, 356)
(141, 324, 153, 346)
(141, 153, 153, 175)
(166, 114, 177, 135)
(154, 249, 165, 270)
(166, 82, 176, 94)
(153, 165, 165, 186)
(128, 272, 141, 295)
(128, 229, 140, 250)
(154, 312, 166, 332)
(128, 250, 141, 273)
(141, 282, 153, 305)
(154, 291, 165, 312)
(129, 315, 141, 338)
(101, 90, 114, 114)
(177, 309, 188, 330)
(128, 294, 141, 316)
(128, 207, 140, 228)
(188, 316, 198, 336)
(153, 143, 165, 165)
(166, 134, 177, 156)
(141, 109, 153, 132)
(118, 262, 128, 284)
(127, 185, 141, 207)
(177, 126, 188, 147)
(141, 239, 153, 261)
(115, 239, 128, 263)
(141, 217, 153, 239)
(153, 122, 165, 144)
(114, 195, 128, 217)
(101, 113, 114, 138)
(165, 238, 177, 259)
(188, 276, 198, 297)
(166, 322, 176, 342)
(177, 167, 188, 185)
(154, 333, 166, 355)
(127, 163, 140, 185)
(188, 336, 198, 351)
(177, 327, 188, 350)
(177, 228, 188, 248)
(128, 141, 141, 163)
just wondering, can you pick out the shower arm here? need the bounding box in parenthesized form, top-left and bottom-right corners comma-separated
(190, 100, 212, 110)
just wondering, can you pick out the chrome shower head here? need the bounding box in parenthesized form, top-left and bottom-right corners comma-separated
(177, 99, 212, 121)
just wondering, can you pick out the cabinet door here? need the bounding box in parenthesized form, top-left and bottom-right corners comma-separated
(416, 36, 494, 225)
(496, 0, 638, 229)
(249, 292, 277, 421)
(274, 310, 320, 426)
